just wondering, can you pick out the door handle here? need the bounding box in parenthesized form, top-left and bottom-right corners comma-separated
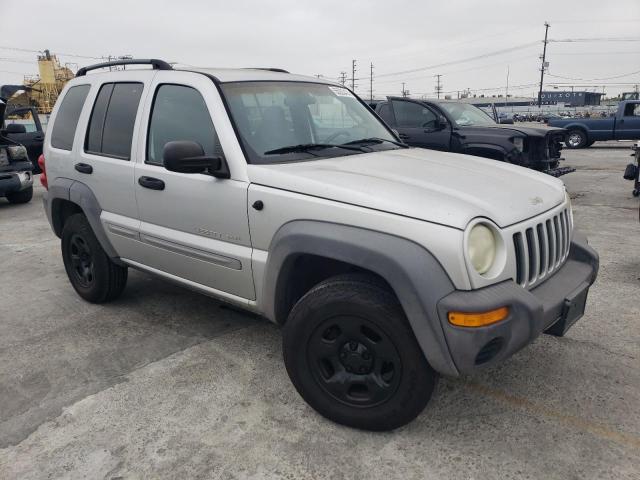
(398, 133, 410, 139)
(138, 176, 165, 191)
(33, 134, 45, 141)
(74, 163, 93, 174)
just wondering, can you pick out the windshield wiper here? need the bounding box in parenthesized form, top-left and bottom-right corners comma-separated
(264, 143, 365, 155)
(341, 137, 409, 148)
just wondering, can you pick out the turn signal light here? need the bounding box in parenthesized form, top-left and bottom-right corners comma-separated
(448, 306, 510, 327)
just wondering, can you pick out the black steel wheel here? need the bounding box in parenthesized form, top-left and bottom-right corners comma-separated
(61, 213, 128, 303)
(283, 274, 437, 431)
(307, 314, 402, 408)
(68, 233, 95, 288)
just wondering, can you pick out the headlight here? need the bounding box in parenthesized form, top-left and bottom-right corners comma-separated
(511, 136, 524, 153)
(468, 223, 496, 274)
(7, 145, 28, 160)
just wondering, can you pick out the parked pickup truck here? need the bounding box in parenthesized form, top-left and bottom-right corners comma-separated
(548, 100, 640, 148)
(372, 97, 572, 177)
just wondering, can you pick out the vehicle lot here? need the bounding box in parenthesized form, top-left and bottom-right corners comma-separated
(0, 143, 638, 479)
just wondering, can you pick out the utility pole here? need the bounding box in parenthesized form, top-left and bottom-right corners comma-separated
(369, 62, 374, 102)
(339, 71, 347, 86)
(434, 74, 443, 99)
(351, 59, 357, 91)
(402, 82, 407, 97)
(505, 65, 510, 107)
(537, 22, 550, 107)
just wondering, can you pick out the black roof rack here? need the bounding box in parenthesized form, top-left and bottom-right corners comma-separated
(76, 59, 173, 77)
(247, 68, 289, 73)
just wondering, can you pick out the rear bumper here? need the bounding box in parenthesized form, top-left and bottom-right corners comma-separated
(0, 170, 33, 196)
(436, 231, 598, 374)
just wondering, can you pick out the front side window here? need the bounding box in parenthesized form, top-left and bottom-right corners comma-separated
(221, 82, 398, 164)
(437, 102, 496, 127)
(4, 109, 37, 132)
(51, 85, 90, 150)
(147, 84, 222, 166)
(85, 82, 143, 159)
(391, 101, 438, 129)
(623, 103, 640, 117)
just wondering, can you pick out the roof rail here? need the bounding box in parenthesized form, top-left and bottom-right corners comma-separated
(247, 68, 290, 74)
(76, 59, 173, 77)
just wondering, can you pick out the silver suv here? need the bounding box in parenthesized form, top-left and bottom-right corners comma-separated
(41, 59, 598, 431)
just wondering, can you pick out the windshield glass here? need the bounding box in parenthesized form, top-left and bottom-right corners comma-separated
(220, 82, 398, 164)
(438, 102, 497, 127)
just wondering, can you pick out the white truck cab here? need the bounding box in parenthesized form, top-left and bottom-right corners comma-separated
(41, 59, 598, 431)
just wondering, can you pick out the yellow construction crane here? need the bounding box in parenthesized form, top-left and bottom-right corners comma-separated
(14, 50, 75, 114)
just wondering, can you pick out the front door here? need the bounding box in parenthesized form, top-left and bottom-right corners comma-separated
(616, 102, 640, 140)
(390, 99, 451, 150)
(4, 107, 44, 171)
(133, 71, 254, 300)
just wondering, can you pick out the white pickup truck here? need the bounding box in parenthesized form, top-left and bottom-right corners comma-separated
(40, 59, 598, 430)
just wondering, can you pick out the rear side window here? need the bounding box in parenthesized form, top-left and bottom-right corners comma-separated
(51, 85, 90, 150)
(147, 84, 222, 165)
(85, 82, 143, 159)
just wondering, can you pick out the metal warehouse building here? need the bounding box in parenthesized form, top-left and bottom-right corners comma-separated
(538, 91, 603, 107)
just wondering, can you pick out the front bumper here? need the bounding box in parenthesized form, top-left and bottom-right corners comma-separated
(0, 170, 33, 196)
(436, 231, 598, 374)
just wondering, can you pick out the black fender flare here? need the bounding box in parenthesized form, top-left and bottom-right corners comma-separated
(262, 220, 460, 376)
(45, 177, 122, 262)
(462, 143, 510, 161)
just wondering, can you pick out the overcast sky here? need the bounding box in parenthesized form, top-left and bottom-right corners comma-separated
(1, 0, 639, 99)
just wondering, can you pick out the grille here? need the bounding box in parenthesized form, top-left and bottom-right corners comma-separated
(513, 207, 572, 288)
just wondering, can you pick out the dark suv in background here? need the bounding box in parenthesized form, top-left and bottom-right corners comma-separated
(372, 97, 572, 177)
(0, 97, 34, 204)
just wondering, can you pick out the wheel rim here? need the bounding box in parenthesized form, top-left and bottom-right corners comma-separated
(69, 234, 94, 288)
(568, 132, 583, 147)
(307, 315, 402, 408)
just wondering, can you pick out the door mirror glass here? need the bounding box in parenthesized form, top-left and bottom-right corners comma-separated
(163, 140, 229, 178)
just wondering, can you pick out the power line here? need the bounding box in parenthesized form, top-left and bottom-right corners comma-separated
(546, 69, 640, 82)
(548, 37, 640, 43)
(375, 42, 539, 79)
(0, 45, 102, 60)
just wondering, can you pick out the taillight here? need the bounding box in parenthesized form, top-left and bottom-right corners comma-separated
(38, 154, 48, 190)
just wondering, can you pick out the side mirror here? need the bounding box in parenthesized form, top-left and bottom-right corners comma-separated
(499, 118, 514, 124)
(6, 123, 27, 134)
(163, 141, 230, 179)
(436, 115, 449, 130)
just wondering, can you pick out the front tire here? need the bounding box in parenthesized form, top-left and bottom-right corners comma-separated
(283, 274, 437, 431)
(61, 213, 128, 303)
(6, 186, 33, 204)
(565, 129, 588, 149)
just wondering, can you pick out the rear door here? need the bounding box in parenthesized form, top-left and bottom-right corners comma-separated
(132, 71, 254, 300)
(389, 99, 451, 150)
(615, 101, 640, 140)
(67, 72, 151, 259)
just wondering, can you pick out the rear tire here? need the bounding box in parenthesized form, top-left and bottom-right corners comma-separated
(283, 273, 437, 431)
(565, 129, 588, 149)
(6, 186, 33, 204)
(61, 213, 127, 303)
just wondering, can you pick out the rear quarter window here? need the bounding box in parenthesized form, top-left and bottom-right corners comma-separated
(50, 85, 91, 150)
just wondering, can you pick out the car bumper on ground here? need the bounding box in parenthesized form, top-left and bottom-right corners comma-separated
(0, 170, 33, 196)
(436, 231, 598, 374)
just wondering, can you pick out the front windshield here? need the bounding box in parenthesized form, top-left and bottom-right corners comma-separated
(220, 81, 398, 164)
(438, 102, 497, 127)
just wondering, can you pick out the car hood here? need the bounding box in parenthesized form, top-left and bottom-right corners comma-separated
(247, 148, 566, 230)
(460, 124, 565, 137)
